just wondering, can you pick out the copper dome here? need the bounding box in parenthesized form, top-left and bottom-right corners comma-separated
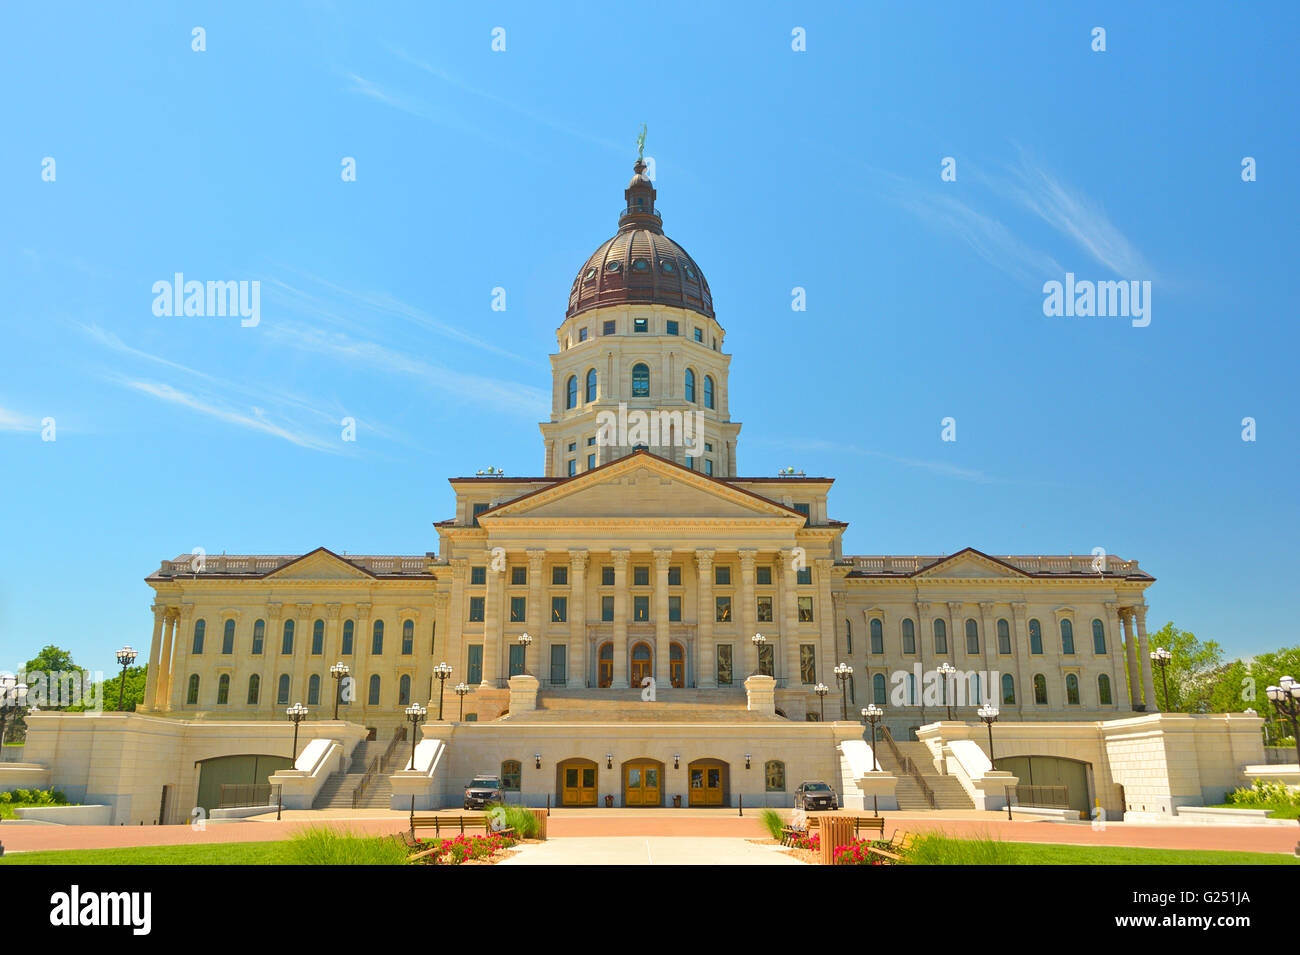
(566, 159, 715, 321)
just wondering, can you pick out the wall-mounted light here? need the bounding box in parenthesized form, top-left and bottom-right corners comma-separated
(606, 753, 613, 769)
(745, 754, 751, 770)
(534, 753, 542, 770)
(673, 753, 680, 769)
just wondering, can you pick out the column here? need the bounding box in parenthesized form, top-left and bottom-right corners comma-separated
(1120, 608, 1141, 710)
(1010, 602, 1030, 716)
(526, 550, 545, 677)
(695, 549, 716, 688)
(483, 551, 503, 687)
(568, 550, 588, 688)
(141, 604, 166, 712)
(816, 559, 836, 689)
(353, 602, 372, 712)
(654, 549, 673, 686)
(1104, 602, 1126, 711)
(447, 559, 467, 687)
(262, 603, 283, 715)
(978, 602, 997, 705)
(946, 601, 963, 661)
(915, 601, 932, 722)
(738, 550, 757, 677)
(1135, 605, 1158, 711)
(154, 608, 177, 710)
(611, 550, 630, 688)
(294, 602, 313, 706)
(778, 548, 798, 688)
(325, 604, 341, 708)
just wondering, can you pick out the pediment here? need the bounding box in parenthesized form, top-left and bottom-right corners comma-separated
(264, 548, 374, 580)
(914, 549, 1029, 580)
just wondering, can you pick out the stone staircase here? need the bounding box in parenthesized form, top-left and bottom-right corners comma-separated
(311, 738, 401, 810)
(875, 738, 975, 811)
(513, 687, 778, 722)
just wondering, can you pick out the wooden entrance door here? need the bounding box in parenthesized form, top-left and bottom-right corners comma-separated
(688, 760, 727, 807)
(597, 643, 613, 688)
(630, 642, 652, 685)
(670, 643, 685, 688)
(623, 761, 662, 806)
(560, 761, 598, 806)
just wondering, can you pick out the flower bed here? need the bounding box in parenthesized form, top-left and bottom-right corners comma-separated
(409, 831, 519, 865)
(833, 838, 891, 865)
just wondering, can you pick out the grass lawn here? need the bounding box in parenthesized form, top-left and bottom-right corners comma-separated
(1210, 802, 1300, 820)
(979, 842, 1300, 866)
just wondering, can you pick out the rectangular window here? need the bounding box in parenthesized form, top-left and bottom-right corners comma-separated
(793, 502, 810, 525)
(668, 596, 682, 622)
(467, 644, 483, 684)
(704, 460, 713, 476)
(603, 320, 616, 336)
(633, 317, 648, 333)
(551, 596, 567, 623)
(798, 597, 814, 622)
(668, 565, 681, 586)
(633, 595, 650, 621)
(715, 596, 732, 623)
(552, 565, 568, 586)
(800, 644, 817, 685)
(796, 567, 812, 585)
(666, 320, 678, 336)
(715, 565, 731, 586)
(468, 596, 485, 622)
(472, 503, 489, 527)
(601, 595, 615, 622)
(568, 459, 576, 476)
(587, 454, 596, 470)
(633, 565, 650, 587)
(578, 327, 588, 342)
(511, 566, 527, 585)
(716, 644, 733, 686)
(567, 441, 576, 453)
(510, 596, 527, 622)
(694, 327, 703, 342)
(756, 596, 774, 622)
(587, 435, 596, 446)
(470, 565, 486, 585)
(550, 644, 567, 685)
(508, 644, 525, 677)
(756, 566, 772, 586)
(602, 565, 615, 586)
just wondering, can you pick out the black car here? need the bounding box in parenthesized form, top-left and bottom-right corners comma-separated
(794, 781, 839, 811)
(464, 775, 502, 809)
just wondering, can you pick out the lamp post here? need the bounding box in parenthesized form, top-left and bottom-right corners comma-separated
(1265, 676, 1300, 768)
(937, 661, 956, 720)
(813, 683, 830, 722)
(329, 662, 350, 721)
(861, 704, 883, 816)
(751, 633, 766, 676)
(404, 702, 428, 832)
(1149, 647, 1173, 711)
(977, 703, 1012, 821)
(454, 682, 470, 721)
(432, 662, 453, 720)
(0, 675, 29, 747)
(277, 702, 309, 821)
(834, 662, 853, 721)
(517, 632, 533, 676)
(114, 646, 138, 711)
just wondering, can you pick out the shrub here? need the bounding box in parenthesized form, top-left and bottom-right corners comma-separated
(0, 788, 71, 818)
(759, 808, 784, 840)
(1224, 779, 1300, 809)
(486, 802, 540, 838)
(904, 833, 1010, 865)
(286, 826, 410, 865)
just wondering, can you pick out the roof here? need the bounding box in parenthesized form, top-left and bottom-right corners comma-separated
(147, 546, 433, 581)
(839, 547, 1154, 580)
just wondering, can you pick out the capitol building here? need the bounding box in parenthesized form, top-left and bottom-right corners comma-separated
(14, 155, 1266, 824)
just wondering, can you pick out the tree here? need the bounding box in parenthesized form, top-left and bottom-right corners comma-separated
(68, 665, 148, 713)
(24, 645, 82, 678)
(20, 645, 86, 711)
(1141, 623, 1223, 712)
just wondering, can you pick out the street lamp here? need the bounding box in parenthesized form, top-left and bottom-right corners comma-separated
(329, 662, 350, 721)
(834, 662, 853, 721)
(937, 661, 956, 720)
(861, 704, 883, 815)
(405, 702, 428, 833)
(454, 682, 471, 721)
(277, 702, 309, 821)
(1265, 676, 1300, 768)
(0, 675, 29, 747)
(432, 662, 453, 720)
(751, 633, 767, 676)
(517, 632, 533, 675)
(1149, 647, 1173, 711)
(114, 646, 138, 711)
(977, 703, 1012, 821)
(813, 682, 830, 722)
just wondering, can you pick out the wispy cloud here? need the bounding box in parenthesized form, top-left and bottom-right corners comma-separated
(755, 436, 1010, 485)
(0, 405, 40, 433)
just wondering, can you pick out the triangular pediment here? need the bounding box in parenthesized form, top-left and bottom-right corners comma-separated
(264, 547, 374, 580)
(914, 548, 1030, 579)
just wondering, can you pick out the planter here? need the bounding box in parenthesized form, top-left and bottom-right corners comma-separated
(672, 795, 682, 808)
(604, 795, 614, 808)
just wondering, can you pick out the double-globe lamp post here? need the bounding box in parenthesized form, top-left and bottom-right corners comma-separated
(432, 662, 454, 720)
(454, 682, 471, 721)
(1149, 646, 1173, 711)
(517, 632, 533, 676)
(404, 702, 428, 831)
(937, 661, 956, 720)
(977, 703, 1012, 821)
(813, 683, 830, 722)
(1265, 675, 1300, 767)
(860, 703, 883, 815)
(329, 662, 350, 720)
(833, 662, 853, 721)
(115, 646, 138, 711)
(277, 702, 309, 821)
(751, 632, 766, 675)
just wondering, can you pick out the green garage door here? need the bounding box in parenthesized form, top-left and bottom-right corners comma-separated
(196, 754, 294, 814)
(1000, 755, 1090, 814)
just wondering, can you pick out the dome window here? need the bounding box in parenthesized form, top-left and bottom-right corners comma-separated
(659, 259, 675, 273)
(584, 268, 597, 281)
(632, 258, 650, 272)
(684, 267, 697, 280)
(606, 261, 622, 272)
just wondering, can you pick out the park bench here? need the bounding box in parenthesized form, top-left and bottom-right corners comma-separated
(865, 830, 917, 864)
(401, 813, 516, 861)
(780, 814, 885, 846)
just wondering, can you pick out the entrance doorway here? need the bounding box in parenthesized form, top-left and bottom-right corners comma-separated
(558, 758, 599, 806)
(670, 643, 685, 688)
(622, 759, 664, 807)
(597, 643, 613, 688)
(687, 758, 729, 807)
(631, 642, 652, 685)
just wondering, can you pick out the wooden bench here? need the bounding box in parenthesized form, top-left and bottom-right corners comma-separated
(780, 814, 885, 846)
(865, 830, 917, 864)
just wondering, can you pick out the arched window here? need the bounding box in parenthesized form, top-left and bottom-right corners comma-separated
(996, 618, 1011, 654)
(845, 619, 852, 654)
(684, 368, 696, 402)
(372, 619, 384, 655)
(312, 619, 324, 655)
(1066, 673, 1080, 705)
(247, 674, 260, 705)
(907, 672, 918, 705)
(368, 674, 381, 706)
(1060, 619, 1075, 655)
(585, 367, 597, 403)
(764, 760, 786, 792)
(901, 618, 916, 654)
(703, 375, 715, 410)
(1033, 674, 1048, 705)
(222, 619, 235, 655)
(1029, 619, 1043, 654)
(281, 619, 294, 655)
(965, 618, 979, 654)
(631, 362, 650, 397)
(565, 375, 577, 409)
(1098, 673, 1113, 705)
(277, 674, 290, 705)
(1001, 673, 1016, 705)
(192, 619, 206, 654)
(501, 760, 522, 791)
(873, 672, 887, 704)
(1092, 618, 1106, 654)
(848, 674, 855, 704)
(187, 673, 200, 704)
(252, 618, 265, 655)
(401, 619, 414, 655)
(217, 674, 230, 704)
(870, 618, 884, 654)
(308, 674, 321, 705)
(342, 619, 354, 655)
(933, 618, 947, 654)
(398, 674, 411, 706)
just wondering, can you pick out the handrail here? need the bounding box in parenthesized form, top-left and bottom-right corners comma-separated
(879, 726, 938, 809)
(352, 726, 407, 808)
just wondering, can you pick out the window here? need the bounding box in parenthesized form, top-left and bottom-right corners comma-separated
(1060, 619, 1075, 655)
(965, 618, 979, 654)
(551, 596, 567, 622)
(252, 619, 265, 655)
(220, 619, 235, 655)
(1029, 619, 1043, 654)
(308, 674, 321, 705)
(398, 674, 411, 706)
(756, 566, 772, 586)
(933, 618, 947, 654)
(666, 320, 678, 335)
(187, 674, 200, 704)
(756, 596, 773, 622)
(368, 675, 381, 706)
(341, 620, 353, 655)
(694, 327, 703, 342)
(550, 645, 567, 685)
(467, 645, 483, 684)
(684, 368, 696, 402)
(798, 597, 814, 622)
(192, 619, 206, 654)
(247, 674, 260, 705)
(1098, 673, 1113, 705)
(603, 319, 616, 336)
(472, 504, 489, 527)
(632, 363, 650, 397)
(906, 672, 918, 706)
(704, 460, 713, 476)
(470, 565, 487, 585)
(468, 597, 485, 622)
(1033, 674, 1048, 705)
(1092, 618, 1106, 654)
(634, 317, 648, 333)
(715, 565, 731, 586)
(902, 619, 916, 654)
(716, 596, 732, 622)
(578, 327, 588, 342)
(566, 375, 577, 409)
(997, 619, 1011, 654)
(1002, 673, 1016, 705)
(668, 596, 682, 622)
(587, 453, 596, 470)
(585, 368, 597, 402)
(848, 674, 856, 704)
(312, 619, 325, 655)
(633, 565, 649, 586)
(552, 565, 568, 586)
(281, 619, 294, 655)
(510, 597, 526, 622)
(602, 565, 615, 586)
(372, 620, 384, 654)
(501, 760, 522, 791)
(764, 760, 786, 792)
(601, 596, 614, 622)
(716, 643, 733, 685)
(633, 595, 650, 621)
(278, 674, 290, 705)
(567, 459, 576, 476)
(511, 565, 527, 585)
(569, 440, 576, 454)
(845, 620, 852, 654)
(800, 644, 816, 684)
(873, 673, 887, 704)
(1066, 673, 1080, 705)
(217, 674, 230, 705)
(796, 566, 812, 585)
(704, 375, 715, 409)
(401, 619, 414, 655)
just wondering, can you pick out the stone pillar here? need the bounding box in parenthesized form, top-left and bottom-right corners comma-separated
(611, 549, 630, 689)
(568, 550, 588, 688)
(1120, 608, 1141, 710)
(294, 602, 313, 706)
(816, 559, 836, 689)
(483, 550, 503, 687)
(654, 549, 673, 686)
(738, 550, 757, 677)
(1010, 602, 1030, 716)
(946, 601, 963, 661)
(978, 602, 997, 705)
(262, 603, 282, 715)
(141, 604, 166, 712)
(1104, 602, 1126, 711)
(1135, 605, 1158, 711)
(527, 550, 545, 677)
(695, 549, 716, 688)
(353, 602, 372, 712)
(154, 608, 177, 710)
(779, 549, 799, 688)
(915, 601, 932, 722)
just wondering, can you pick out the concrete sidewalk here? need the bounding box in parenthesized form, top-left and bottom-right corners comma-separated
(499, 836, 807, 865)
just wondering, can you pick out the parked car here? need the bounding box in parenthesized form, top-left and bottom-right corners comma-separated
(464, 775, 502, 809)
(794, 781, 839, 811)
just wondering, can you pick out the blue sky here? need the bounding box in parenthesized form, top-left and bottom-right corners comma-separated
(1, 2, 1297, 676)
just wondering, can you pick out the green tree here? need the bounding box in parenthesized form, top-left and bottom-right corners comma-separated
(1247, 647, 1300, 743)
(24, 645, 82, 677)
(1141, 623, 1223, 712)
(67, 665, 147, 713)
(21, 645, 86, 711)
